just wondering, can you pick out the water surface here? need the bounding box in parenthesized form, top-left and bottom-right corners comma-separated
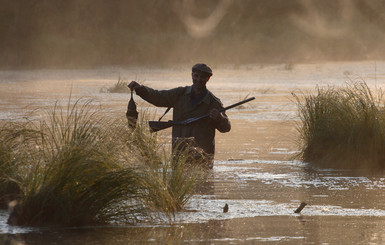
(1, 62, 385, 244)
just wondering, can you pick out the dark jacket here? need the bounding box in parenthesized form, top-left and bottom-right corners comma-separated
(136, 85, 231, 155)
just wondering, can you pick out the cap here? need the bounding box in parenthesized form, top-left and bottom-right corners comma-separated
(192, 63, 213, 77)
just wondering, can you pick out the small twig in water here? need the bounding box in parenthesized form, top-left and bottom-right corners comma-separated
(294, 202, 307, 213)
(223, 203, 229, 213)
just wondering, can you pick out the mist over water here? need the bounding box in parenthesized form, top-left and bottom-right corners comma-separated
(1, 0, 385, 68)
(2, 1, 385, 243)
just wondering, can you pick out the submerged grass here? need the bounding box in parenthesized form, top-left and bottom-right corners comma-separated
(293, 81, 385, 169)
(2, 98, 205, 227)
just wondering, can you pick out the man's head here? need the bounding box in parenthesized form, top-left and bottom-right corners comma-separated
(192, 63, 213, 77)
(191, 63, 212, 94)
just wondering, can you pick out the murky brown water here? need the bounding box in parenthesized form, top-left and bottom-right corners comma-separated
(1, 62, 385, 244)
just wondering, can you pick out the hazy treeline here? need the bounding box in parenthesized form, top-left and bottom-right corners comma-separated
(1, 0, 385, 68)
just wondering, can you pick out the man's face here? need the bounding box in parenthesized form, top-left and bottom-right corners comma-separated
(192, 71, 210, 92)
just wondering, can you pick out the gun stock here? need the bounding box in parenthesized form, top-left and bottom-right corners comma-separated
(148, 121, 174, 132)
(148, 97, 255, 132)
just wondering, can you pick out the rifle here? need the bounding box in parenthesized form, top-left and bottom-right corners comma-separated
(148, 97, 255, 132)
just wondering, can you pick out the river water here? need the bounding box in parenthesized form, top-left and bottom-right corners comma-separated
(1, 61, 385, 244)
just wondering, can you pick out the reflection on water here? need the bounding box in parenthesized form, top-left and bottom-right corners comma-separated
(2, 62, 385, 244)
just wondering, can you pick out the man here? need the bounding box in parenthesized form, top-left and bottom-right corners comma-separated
(128, 63, 231, 168)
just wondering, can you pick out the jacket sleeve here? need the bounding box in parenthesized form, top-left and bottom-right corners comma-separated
(211, 97, 231, 133)
(135, 85, 184, 108)
(215, 111, 231, 133)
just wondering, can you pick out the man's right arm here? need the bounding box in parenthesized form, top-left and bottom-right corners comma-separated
(128, 81, 183, 108)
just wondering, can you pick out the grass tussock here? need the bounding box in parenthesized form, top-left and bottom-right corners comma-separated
(100, 75, 132, 94)
(111, 112, 207, 217)
(293, 81, 385, 169)
(2, 98, 206, 227)
(138, 151, 207, 216)
(0, 122, 34, 209)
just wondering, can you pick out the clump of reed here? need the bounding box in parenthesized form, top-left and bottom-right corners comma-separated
(0, 122, 33, 209)
(293, 81, 385, 169)
(3, 99, 205, 227)
(138, 151, 207, 217)
(100, 74, 130, 93)
(6, 100, 142, 226)
(117, 112, 207, 216)
(284, 62, 295, 71)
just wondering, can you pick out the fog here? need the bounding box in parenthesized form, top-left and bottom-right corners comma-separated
(1, 0, 385, 68)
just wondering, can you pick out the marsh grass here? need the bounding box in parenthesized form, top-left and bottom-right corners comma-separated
(114, 112, 208, 218)
(236, 94, 252, 110)
(0, 127, 18, 207)
(0, 122, 35, 209)
(257, 86, 275, 95)
(293, 81, 385, 169)
(6, 100, 142, 226)
(284, 62, 295, 71)
(4, 99, 205, 226)
(100, 74, 130, 93)
(138, 151, 207, 217)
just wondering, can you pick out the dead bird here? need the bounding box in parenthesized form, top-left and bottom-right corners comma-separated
(223, 203, 229, 213)
(126, 89, 138, 128)
(294, 202, 307, 213)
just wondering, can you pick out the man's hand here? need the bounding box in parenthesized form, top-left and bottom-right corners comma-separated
(127, 81, 141, 91)
(209, 108, 225, 122)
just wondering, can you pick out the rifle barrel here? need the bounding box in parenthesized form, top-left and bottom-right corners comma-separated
(181, 96, 255, 124)
(148, 96, 255, 132)
(220, 97, 255, 112)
